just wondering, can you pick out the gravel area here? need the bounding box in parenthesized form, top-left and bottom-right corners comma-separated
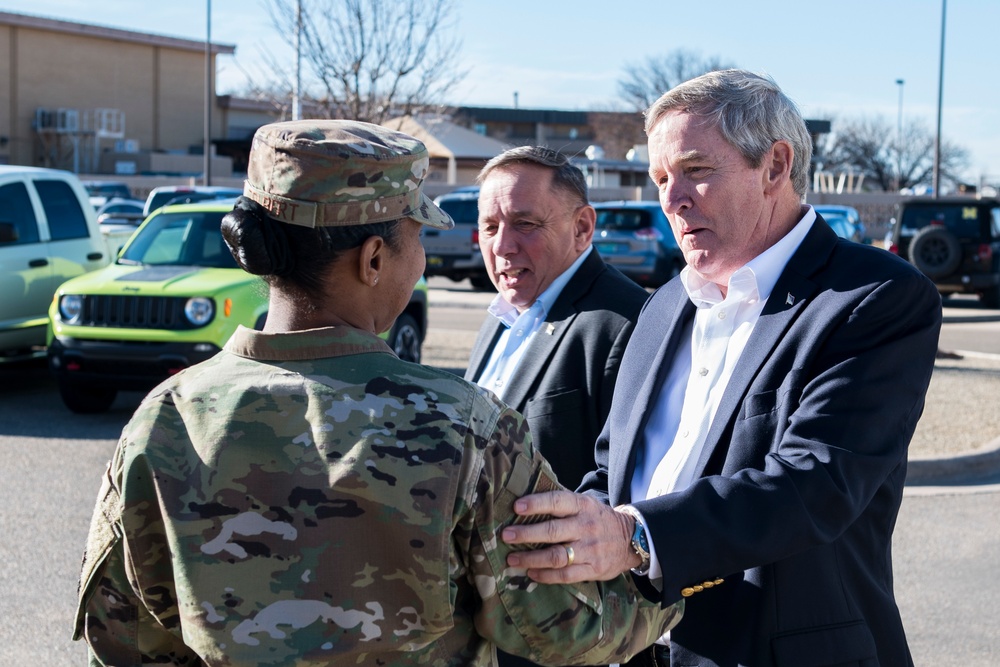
(908, 353, 1000, 459)
(422, 329, 1000, 461)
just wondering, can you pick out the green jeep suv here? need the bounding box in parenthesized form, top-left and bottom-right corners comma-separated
(48, 200, 428, 413)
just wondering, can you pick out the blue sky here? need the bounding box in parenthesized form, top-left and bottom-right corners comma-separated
(2, 0, 998, 183)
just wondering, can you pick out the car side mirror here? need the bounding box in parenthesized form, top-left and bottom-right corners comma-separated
(0, 221, 18, 243)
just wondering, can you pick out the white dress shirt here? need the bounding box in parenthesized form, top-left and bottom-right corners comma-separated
(475, 246, 593, 400)
(633, 207, 817, 583)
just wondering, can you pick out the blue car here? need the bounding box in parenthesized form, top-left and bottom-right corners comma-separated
(814, 204, 866, 243)
(592, 201, 685, 287)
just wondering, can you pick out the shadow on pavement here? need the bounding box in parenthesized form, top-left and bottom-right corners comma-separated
(0, 360, 141, 440)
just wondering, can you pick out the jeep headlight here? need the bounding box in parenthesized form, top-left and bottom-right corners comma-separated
(59, 295, 83, 323)
(184, 297, 214, 326)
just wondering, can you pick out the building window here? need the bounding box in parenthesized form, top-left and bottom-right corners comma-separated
(569, 128, 578, 140)
(473, 123, 487, 136)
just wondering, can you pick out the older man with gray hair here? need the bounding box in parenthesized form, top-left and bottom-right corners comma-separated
(501, 70, 941, 667)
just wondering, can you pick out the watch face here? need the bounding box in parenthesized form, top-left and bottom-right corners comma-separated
(632, 522, 649, 556)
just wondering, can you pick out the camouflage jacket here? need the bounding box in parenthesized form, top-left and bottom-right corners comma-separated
(75, 325, 681, 666)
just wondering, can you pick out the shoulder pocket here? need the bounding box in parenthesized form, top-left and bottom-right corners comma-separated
(73, 462, 123, 640)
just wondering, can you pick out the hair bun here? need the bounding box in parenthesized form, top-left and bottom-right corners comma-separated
(221, 197, 294, 276)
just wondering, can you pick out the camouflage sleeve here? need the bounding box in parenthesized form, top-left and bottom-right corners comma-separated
(73, 422, 204, 666)
(459, 395, 683, 666)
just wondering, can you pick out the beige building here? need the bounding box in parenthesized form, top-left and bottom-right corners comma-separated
(0, 10, 234, 177)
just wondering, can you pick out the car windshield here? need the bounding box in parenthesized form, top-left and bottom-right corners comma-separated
(145, 189, 241, 215)
(437, 199, 479, 224)
(595, 208, 653, 230)
(900, 205, 980, 236)
(825, 217, 855, 239)
(85, 183, 131, 198)
(119, 211, 238, 268)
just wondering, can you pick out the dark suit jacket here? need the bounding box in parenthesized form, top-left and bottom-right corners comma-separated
(466, 247, 648, 491)
(580, 219, 942, 667)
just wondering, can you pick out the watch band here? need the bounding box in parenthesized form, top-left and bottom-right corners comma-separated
(614, 504, 651, 575)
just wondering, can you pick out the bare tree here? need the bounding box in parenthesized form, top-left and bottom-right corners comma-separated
(618, 49, 735, 111)
(818, 115, 969, 192)
(261, 0, 467, 124)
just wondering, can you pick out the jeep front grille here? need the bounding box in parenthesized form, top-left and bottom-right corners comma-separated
(78, 295, 202, 330)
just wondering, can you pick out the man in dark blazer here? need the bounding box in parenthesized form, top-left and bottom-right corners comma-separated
(469, 147, 649, 667)
(501, 70, 941, 667)
(467, 146, 649, 492)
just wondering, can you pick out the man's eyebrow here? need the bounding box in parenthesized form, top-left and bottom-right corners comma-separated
(648, 150, 709, 178)
(482, 208, 538, 222)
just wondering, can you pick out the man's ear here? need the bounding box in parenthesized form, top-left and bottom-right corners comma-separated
(574, 204, 596, 251)
(357, 235, 385, 287)
(763, 140, 794, 193)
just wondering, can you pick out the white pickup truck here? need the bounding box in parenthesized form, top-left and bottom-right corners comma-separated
(0, 166, 132, 362)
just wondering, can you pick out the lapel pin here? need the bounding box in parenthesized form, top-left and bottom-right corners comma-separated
(545, 323, 555, 335)
(785, 293, 796, 306)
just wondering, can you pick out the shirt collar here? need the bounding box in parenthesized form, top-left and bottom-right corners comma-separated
(224, 325, 391, 361)
(487, 245, 593, 327)
(681, 206, 816, 308)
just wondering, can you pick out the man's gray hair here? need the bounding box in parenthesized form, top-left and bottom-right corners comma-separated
(644, 69, 813, 196)
(477, 146, 589, 207)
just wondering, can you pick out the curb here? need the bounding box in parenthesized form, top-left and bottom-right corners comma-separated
(942, 313, 1000, 324)
(906, 436, 1000, 485)
(946, 349, 1000, 362)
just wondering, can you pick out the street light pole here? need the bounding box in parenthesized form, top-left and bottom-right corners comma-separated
(293, 0, 302, 121)
(203, 0, 212, 186)
(896, 78, 904, 192)
(933, 0, 946, 198)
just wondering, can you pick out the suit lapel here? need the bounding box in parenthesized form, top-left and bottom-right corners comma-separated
(465, 319, 503, 383)
(495, 249, 605, 408)
(690, 219, 838, 478)
(612, 285, 695, 501)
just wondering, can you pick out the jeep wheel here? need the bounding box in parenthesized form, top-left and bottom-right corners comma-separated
(58, 379, 117, 414)
(908, 226, 962, 279)
(388, 313, 422, 363)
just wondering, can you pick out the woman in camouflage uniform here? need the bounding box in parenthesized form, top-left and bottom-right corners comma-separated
(73, 120, 681, 666)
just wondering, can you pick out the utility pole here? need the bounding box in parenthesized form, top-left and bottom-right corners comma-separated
(293, 0, 302, 121)
(203, 0, 212, 186)
(895, 79, 904, 192)
(933, 0, 946, 198)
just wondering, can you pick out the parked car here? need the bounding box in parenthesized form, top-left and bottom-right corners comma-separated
(48, 199, 429, 413)
(142, 185, 243, 217)
(591, 201, 685, 287)
(888, 197, 1000, 308)
(95, 197, 145, 230)
(0, 166, 128, 362)
(83, 180, 133, 210)
(423, 187, 492, 290)
(814, 204, 866, 243)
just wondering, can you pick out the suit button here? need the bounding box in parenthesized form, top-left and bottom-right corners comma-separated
(714, 578, 724, 586)
(692, 585, 704, 593)
(681, 587, 695, 597)
(702, 580, 715, 589)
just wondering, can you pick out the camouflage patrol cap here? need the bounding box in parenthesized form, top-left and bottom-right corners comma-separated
(244, 119, 454, 230)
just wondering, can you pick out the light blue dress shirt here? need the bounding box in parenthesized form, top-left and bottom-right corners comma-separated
(475, 246, 594, 399)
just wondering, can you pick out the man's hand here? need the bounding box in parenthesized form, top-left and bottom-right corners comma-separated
(501, 490, 642, 583)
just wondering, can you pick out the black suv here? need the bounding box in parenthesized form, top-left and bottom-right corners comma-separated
(889, 197, 1000, 308)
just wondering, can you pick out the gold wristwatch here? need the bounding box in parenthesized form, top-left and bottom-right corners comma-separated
(615, 505, 651, 575)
